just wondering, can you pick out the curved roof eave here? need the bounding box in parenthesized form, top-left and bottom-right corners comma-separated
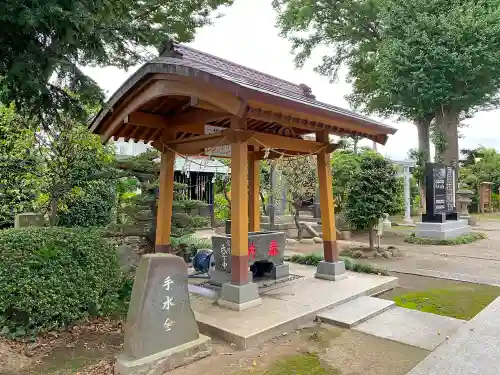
(89, 57, 397, 139)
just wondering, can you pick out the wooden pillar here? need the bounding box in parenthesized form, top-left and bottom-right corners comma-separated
(230, 117, 249, 285)
(248, 148, 261, 232)
(155, 147, 175, 253)
(316, 131, 338, 262)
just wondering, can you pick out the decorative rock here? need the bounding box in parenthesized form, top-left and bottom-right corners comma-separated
(299, 238, 315, 244)
(382, 251, 392, 259)
(115, 254, 211, 375)
(390, 248, 404, 257)
(313, 237, 323, 243)
(286, 238, 297, 245)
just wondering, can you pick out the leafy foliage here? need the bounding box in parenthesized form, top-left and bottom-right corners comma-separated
(274, 0, 500, 169)
(274, 156, 317, 239)
(331, 150, 361, 212)
(0, 0, 233, 124)
(214, 192, 230, 222)
(36, 113, 116, 226)
(344, 151, 402, 249)
(111, 150, 209, 253)
(0, 227, 122, 337)
(58, 180, 117, 228)
(0, 103, 41, 227)
(289, 253, 389, 275)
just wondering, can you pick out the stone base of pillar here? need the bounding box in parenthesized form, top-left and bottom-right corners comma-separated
(209, 269, 253, 287)
(218, 282, 262, 311)
(270, 264, 290, 280)
(115, 334, 212, 375)
(402, 217, 414, 225)
(315, 261, 347, 281)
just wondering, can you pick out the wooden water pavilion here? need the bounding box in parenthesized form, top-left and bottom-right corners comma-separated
(90, 41, 397, 309)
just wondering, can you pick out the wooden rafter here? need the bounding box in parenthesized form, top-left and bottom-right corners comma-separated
(247, 107, 383, 142)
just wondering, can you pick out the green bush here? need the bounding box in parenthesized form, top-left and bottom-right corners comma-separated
(214, 193, 230, 222)
(289, 253, 389, 275)
(58, 180, 116, 228)
(404, 232, 487, 245)
(0, 227, 123, 338)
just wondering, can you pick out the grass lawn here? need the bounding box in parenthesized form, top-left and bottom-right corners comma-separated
(253, 354, 340, 375)
(394, 283, 500, 320)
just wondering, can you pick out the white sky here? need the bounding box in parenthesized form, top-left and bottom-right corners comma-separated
(82, 0, 500, 161)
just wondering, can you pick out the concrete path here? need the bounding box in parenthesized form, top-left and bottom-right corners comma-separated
(354, 307, 465, 351)
(407, 297, 500, 375)
(286, 220, 500, 286)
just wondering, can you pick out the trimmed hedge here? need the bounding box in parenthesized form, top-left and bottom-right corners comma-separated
(404, 232, 487, 245)
(288, 253, 390, 276)
(0, 227, 123, 338)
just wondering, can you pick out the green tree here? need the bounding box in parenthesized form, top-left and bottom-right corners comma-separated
(331, 150, 361, 212)
(344, 151, 402, 249)
(0, 103, 40, 227)
(374, 0, 500, 168)
(58, 180, 117, 228)
(35, 113, 115, 226)
(273, 0, 433, 187)
(273, 0, 500, 178)
(274, 156, 317, 239)
(0, 0, 233, 123)
(111, 150, 209, 254)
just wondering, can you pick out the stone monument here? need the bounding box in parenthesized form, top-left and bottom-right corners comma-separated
(14, 213, 44, 228)
(115, 254, 211, 375)
(209, 231, 288, 286)
(416, 164, 470, 239)
(457, 188, 476, 226)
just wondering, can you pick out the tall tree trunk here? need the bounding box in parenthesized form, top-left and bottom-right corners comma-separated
(260, 190, 267, 215)
(49, 196, 58, 226)
(368, 223, 375, 250)
(434, 108, 460, 169)
(293, 198, 302, 240)
(416, 118, 432, 210)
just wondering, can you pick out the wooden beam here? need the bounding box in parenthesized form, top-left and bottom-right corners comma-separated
(125, 112, 168, 129)
(316, 130, 338, 262)
(169, 108, 228, 129)
(164, 132, 227, 154)
(247, 107, 386, 143)
(155, 146, 176, 253)
(124, 125, 145, 142)
(248, 147, 261, 232)
(230, 116, 250, 285)
(249, 131, 335, 155)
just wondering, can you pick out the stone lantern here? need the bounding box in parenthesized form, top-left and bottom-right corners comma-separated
(456, 188, 476, 226)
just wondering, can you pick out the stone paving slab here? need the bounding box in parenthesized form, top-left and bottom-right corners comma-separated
(354, 307, 465, 350)
(317, 296, 395, 328)
(190, 263, 398, 349)
(407, 297, 500, 375)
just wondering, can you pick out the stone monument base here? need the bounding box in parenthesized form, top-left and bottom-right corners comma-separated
(315, 261, 347, 281)
(209, 269, 253, 287)
(115, 334, 212, 375)
(218, 282, 262, 311)
(270, 264, 290, 280)
(416, 219, 471, 240)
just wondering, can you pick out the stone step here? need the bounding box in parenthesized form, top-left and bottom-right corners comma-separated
(354, 306, 465, 351)
(316, 296, 395, 328)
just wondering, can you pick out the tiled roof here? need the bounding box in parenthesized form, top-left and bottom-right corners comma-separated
(158, 42, 396, 134)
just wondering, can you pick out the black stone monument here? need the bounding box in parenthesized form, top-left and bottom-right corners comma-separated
(422, 163, 458, 223)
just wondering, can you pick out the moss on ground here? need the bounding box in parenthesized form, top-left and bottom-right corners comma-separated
(404, 231, 487, 245)
(259, 353, 340, 375)
(394, 284, 500, 320)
